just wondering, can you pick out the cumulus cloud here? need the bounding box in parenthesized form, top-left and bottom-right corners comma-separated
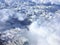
(32, 0, 60, 4)
(0, 0, 60, 45)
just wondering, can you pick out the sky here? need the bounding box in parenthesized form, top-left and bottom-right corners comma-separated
(0, 0, 60, 45)
(32, 0, 60, 4)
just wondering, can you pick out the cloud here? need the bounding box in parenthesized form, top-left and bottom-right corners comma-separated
(32, 0, 60, 4)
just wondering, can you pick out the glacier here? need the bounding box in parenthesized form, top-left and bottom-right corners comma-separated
(0, 0, 60, 45)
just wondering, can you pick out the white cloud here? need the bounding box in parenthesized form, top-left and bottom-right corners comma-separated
(32, 0, 60, 4)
